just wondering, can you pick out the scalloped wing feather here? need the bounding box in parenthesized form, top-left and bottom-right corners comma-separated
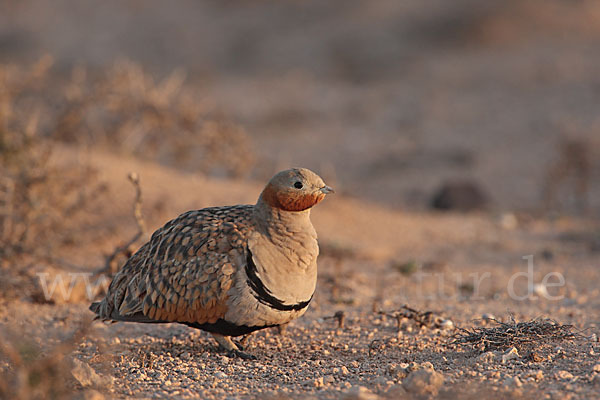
(91, 205, 252, 325)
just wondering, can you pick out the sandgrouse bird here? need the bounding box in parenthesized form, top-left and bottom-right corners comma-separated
(90, 168, 333, 358)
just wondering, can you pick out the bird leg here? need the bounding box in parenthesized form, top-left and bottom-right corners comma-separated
(239, 332, 257, 349)
(276, 323, 288, 335)
(211, 333, 238, 351)
(211, 333, 256, 360)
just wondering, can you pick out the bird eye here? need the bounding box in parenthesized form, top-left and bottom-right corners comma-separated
(294, 181, 303, 189)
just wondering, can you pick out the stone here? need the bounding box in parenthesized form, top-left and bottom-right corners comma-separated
(430, 180, 488, 211)
(501, 347, 520, 364)
(343, 386, 379, 400)
(407, 362, 420, 372)
(388, 364, 408, 379)
(556, 370, 574, 380)
(71, 359, 107, 388)
(481, 313, 496, 322)
(503, 376, 523, 388)
(384, 385, 407, 397)
(476, 351, 497, 364)
(533, 283, 549, 298)
(439, 319, 454, 330)
(420, 362, 434, 371)
(403, 368, 444, 396)
(525, 370, 544, 381)
(525, 350, 544, 363)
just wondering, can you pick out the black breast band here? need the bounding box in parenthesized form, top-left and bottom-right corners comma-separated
(245, 249, 313, 312)
(183, 319, 275, 337)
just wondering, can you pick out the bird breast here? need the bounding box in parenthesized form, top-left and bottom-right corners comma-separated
(246, 227, 318, 305)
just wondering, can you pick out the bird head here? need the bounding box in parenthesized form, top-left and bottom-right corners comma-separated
(260, 168, 334, 212)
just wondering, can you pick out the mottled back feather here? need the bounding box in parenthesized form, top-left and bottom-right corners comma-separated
(91, 205, 253, 325)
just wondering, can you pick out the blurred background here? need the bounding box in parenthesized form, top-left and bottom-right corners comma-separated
(1, 0, 599, 212)
(2, 3, 600, 397)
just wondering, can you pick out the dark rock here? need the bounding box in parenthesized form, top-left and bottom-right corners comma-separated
(430, 181, 489, 211)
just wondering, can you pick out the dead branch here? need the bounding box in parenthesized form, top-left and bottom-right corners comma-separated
(379, 305, 438, 330)
(95, 172, 146, 277)
(324, 311, 346, 329)
(452, 317, 580, 353)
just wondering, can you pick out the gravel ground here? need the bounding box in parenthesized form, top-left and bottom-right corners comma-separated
(1, 150, 599, 399)
(2, 2, 600, 398)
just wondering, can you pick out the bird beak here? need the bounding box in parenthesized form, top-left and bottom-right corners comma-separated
(320, 185, 335, 194)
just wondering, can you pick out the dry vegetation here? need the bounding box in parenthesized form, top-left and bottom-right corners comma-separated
(453, 318, 580, 354)
(0, 58, 106, 264)
(2, 1, 600, 397)
(378, 305, 451, 332)
(0, 56, 256, 276)
(52, 60, 254, 177)
(1, 57, 254, 178)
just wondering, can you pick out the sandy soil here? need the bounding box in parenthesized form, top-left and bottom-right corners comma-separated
(2, 0, 600, 212)
(1, 1, 600, 399)
(1, 147, 599, 399)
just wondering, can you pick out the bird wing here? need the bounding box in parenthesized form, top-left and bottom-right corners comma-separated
(91, 206, 252, 325)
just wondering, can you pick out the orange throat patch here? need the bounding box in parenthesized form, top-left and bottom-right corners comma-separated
(261, 183, 325, 212)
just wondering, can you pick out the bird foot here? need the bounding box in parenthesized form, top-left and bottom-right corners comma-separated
(276, 323, 288, 335)
(233, 341, 245, 351)
(211, 333, 256, 360)
(226, 349, 257, 360)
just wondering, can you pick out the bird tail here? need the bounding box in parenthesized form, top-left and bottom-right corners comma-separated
(89, 301, 103, 320)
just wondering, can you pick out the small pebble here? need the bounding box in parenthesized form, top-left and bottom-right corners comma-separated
(403, 368, 444, 396)
(373, 376, 387, 385)
(502, 347, 520, 364)
(214, 372, 227, 379)
(556, 370, 574, 380)
(343, 386, 378, 400)
(533, 283, 549, 298)
(439, 319, 454, 330)
(420, 362, 434, 371)
(476, 351, 496, 364)
(482, 313, 496, 321)
(503, 376, 523, 388)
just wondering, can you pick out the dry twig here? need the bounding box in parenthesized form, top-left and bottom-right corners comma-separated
(379, 305, 440, 331)
(452, 317, 580, 353)
(95, 172, 147, 277)
(324, 311, 346, 329)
